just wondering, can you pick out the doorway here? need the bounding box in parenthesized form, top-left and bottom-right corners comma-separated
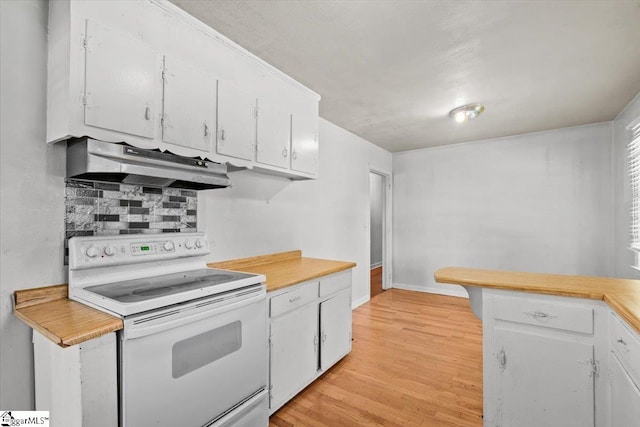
(369, 169, 391, 298)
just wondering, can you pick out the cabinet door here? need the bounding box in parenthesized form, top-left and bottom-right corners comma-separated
(256, 101, 291, 169)
(269, 303, 318, 409)
(610, 354, 640, 427)
(494, 329, 595, 427)
(162, 56, 215, 153)
(291, 111, 318, 175)
(84, 20, 157, 138)
(217, 81, 256, 161)
(320, 290, 352, 371)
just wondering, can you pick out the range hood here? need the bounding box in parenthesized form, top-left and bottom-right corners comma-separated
(66, 138, 231, 190)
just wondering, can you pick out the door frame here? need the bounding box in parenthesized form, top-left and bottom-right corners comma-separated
(369, 167, 392, 291)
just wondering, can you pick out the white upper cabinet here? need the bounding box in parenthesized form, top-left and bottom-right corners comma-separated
(84, 20, 157, 139)
(161, 56, 215, 153)
(256, 101, 291, 169)
(216, 81, 257, 161)
(47, 0, 320, 177)
(291, 109, 319, 176)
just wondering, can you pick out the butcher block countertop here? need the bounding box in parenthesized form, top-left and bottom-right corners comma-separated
(13, 284, 123, 347)
(208, 250, 356, 293)
(14, 251, 354, 348)
(435, 267, 640, 333)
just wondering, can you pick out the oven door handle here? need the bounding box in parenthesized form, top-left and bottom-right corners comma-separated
(124, 291, 265, 340)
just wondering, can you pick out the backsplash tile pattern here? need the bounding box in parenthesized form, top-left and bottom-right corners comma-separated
(64, 180, 197, 264)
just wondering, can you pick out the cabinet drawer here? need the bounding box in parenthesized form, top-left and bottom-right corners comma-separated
(270, 281, 318, 317)
(610, 312, 640, 382)
(319, 271, 351, 298)
(492, 295, 593, 334)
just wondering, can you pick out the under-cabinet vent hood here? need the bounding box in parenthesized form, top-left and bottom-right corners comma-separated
(66, 138, 231, 190)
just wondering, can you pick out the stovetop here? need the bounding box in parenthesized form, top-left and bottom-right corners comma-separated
(84, 269, 257, 303)
(67, 233, 265, 317)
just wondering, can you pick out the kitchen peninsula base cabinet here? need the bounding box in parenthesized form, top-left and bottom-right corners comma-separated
(609, 311, 640, 427)
(33, 331, 118, 427)
(482, 289, 610, 427)
(268, 270, 352, 414)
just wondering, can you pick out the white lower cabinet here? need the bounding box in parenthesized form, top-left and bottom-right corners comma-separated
(269, 303, 319, 410)
(609, 311, 640, 427)
(610, 353, 640, 426)
(268, 270, 352, 414)
(493, 329, 595, 427)
(483, 289, 608, 427)
(320, 290, 352, 371)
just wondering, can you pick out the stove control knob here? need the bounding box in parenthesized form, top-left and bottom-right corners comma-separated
(104, 246, 116, 257)
(195, 239, 203, 249)
(163, 241, 175, 252)
(86, 246, 100, 258)
(185, 240, 194, 249)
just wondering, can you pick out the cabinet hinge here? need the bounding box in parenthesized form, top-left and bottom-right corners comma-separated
(82, 38, 88, 49)
(268, 384, 273, 400)
(82, 96, 87, 106)
(254, 107, 259, 119)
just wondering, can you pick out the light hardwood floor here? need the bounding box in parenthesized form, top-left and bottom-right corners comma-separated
(269, 289, 483, 427)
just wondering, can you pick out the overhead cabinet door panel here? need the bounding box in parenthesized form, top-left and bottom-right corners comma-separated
(257, 102, 291, 169)
(217, 81, 256, 161)
(84, 20, 158, 139)
(291, 111, 319, 175)
(162, 56, 215, 153)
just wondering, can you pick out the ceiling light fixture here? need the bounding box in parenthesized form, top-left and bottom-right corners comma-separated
(449, 103, 485, 123)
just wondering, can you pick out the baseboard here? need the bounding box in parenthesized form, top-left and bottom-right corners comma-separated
(352, 294, 370, 309)
(392, 282, 468, 298)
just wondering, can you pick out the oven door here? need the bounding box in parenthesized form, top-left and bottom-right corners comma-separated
(119, 286, 267, 427)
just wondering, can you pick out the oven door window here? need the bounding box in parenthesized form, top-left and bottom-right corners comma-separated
(172, 320, 242, 378)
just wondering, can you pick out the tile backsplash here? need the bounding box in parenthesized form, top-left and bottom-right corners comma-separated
(64, 179, 197, 264)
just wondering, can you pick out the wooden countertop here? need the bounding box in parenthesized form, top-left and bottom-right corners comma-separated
(14, 284, 123, 347)
(208, 250, 356, 293)
(14, 251, 354, 348)
(435, 267, 640, 333)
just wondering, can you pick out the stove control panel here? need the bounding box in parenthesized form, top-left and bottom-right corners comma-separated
(68, 233, 210, 270)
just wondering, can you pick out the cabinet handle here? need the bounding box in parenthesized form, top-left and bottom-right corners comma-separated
(524, 311, 555, 321)
(204, 123, 209, 137)
(219, 129, 225, 142)
(617, 338, 629, 351)
(289, 296, 301, 303)
(145, 107, 151, 120)
(497, 349, 507, 371)
(322, 332, 327, 343)
(292, 150, 297, 160)
(282, 148, 288, 158)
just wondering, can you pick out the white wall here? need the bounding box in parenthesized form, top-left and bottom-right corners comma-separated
(393, 123, 614, 294)
(369, 172, 384, 267)
(613, 93, 640, 278)
(0, 0, 67, 410)
(200, 118, 392, 307)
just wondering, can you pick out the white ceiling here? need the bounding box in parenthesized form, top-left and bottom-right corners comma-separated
(169, 0, 640, 153)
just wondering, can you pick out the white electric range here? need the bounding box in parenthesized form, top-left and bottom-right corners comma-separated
(68, 232, 268, 427)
